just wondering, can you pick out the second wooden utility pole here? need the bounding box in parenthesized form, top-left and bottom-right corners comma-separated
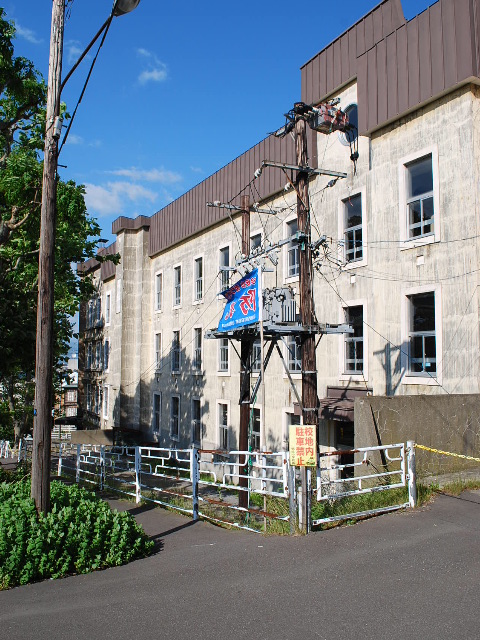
(296, 107, 317, 533)
(32, 0, 65, 514)
(239, 195, 252, 510)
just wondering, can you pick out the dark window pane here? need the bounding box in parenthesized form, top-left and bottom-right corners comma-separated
(407, 155, 433, 197)
(411, 293, 435, 332)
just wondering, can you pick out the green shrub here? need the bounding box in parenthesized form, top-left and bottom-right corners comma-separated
(0, 480, 153, 589)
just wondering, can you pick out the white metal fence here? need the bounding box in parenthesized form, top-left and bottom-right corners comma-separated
(0, 440, 12, 458)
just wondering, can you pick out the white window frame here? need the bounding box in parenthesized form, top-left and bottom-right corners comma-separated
(251, 406, 262, 451)
(170, 395, 180, 441)
(284, 215, 300, 283)
(217, 400, 230, 450)
(95, 342, 102, 370)
(401, 284, 442, 386)
(154, 332, 162, 371)
(251, 339, 261, 376)
(218, 337, 230, 376)
(218, 243, 232, 292)
(191, 396, 202, 445)
(283, 335, 301, 378)
(250, 230, 262, 254)
(338, 186, 367, 269)
(193, 255, 204, 304)
(173, 264, 182, 308)
(154, 270, 163, 312)
(87, 343, 92, 370)
(171, 329, 181, 373)
(153, 392, 162, 433)
(282, 408, 302, 450)
(398, 145, 439, 249)
(105, 292, 111, 326)
(104, 338, 110, 372)
(192, 326, 203, 373)
(103, 385, 109, 420)
(339, 299, 368, 382)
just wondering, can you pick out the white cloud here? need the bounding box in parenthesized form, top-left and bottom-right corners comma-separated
(15, 23, 42, 44)
(136, 48, 168, 85)
(84, 181, 157, 216)
(108, 166, 181, 184)
(67, 134, 84, 145)
(65, 40, 88, 66)
(190, 166, 203, 174)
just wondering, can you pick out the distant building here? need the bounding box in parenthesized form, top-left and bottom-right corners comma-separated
(54, 355, 79, 436)
(78, 0, 480, 456)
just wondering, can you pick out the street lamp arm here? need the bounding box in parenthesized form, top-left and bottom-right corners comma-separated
(60, 16, 111, 94)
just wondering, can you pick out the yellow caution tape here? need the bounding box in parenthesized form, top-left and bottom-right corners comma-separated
(415, 443, 480, 463)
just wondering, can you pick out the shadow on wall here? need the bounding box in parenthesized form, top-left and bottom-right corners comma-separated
(111, 345, 210, 448)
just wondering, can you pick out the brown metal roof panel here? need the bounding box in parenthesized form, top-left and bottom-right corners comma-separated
(442, 0, 457, 88)
(429, 1, 445, 96)
(356, 15, 366, 57)
(372, 5, 384, 45)
(418, 9, 432, 103)
(356, 52, 368, 134)
(396, 24, 409, 115)
(333, 38, 342, 89)
(376, 38, 388, 124)
(406, 17, 420, 110)
(386, 31, 399, 118)
(312, 53, 321, 101)
(301, 64, 309, 104)
(455, 0, 475, 81)
(340, 32, 350, 81)
(381, 0, 393, 36)
(319, 51, 327, 100)
(326, 45, 335, 95)
(364, 11, 375, 52)
(367, 47, 378, 131)
(348, 27, 357, 77)
(475, 0, 480, 77)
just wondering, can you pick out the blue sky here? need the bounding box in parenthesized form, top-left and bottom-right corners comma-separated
(8, 0, 431, 245)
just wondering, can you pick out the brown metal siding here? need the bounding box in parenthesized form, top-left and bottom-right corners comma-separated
(300, 0, 406, 105)
(147, 134, 295, 257)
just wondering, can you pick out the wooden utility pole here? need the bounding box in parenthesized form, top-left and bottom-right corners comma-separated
(239, 195, 252, 509)
(296, 107, 317, 532)
(32, 0, 65, 514)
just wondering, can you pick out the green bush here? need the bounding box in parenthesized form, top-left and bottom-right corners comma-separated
(0, 480, 153, 589)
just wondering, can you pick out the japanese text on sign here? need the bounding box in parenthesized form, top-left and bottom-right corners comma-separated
(289, 425, 317, 467)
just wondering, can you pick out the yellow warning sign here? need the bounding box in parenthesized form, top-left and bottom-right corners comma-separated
(289, 425, 317, 467)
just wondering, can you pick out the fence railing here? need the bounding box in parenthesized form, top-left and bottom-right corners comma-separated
(0, 440, 12, 459)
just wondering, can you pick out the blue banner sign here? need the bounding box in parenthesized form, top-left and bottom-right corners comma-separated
(217, 269, 260, 332)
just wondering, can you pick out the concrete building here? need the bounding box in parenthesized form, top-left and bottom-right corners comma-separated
(78, 0, 480, 458)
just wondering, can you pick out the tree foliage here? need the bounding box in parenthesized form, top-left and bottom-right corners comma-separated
(0, 10, 102, 440)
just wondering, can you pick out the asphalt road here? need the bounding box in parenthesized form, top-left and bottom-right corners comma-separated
(1, 491, 479, 640)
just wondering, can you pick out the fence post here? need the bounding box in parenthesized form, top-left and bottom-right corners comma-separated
(135, 447, 141, 504)
(288, 461, 297, 535)
(76, 444, 81, 484)
(191, 447, 199, 521)
(99, 445, 105, 491)
(57, 443, 62, 477)
(17, 439, 22, 463)
(407, 440, 417, 507)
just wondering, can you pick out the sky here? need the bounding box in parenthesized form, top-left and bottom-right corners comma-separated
(8, 0, 432, 246)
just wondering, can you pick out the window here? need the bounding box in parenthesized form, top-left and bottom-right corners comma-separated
(193, 328, 202, 371)
(153, 393, 162, 432)
(105, 293, 111, 325)
(155, 272, 163, 311)
(103, 386, 109, 419)
(65, 390, 76, 403)
(66, 406, 77, 417)
(155, 333, 162, 370)
(408, 292, 436, 375)
(252, 408, 261, 451)
(285, 219, 299, 279)
(87, 344, 92, 370)
(286, 336, 301, 372)
(344, 306, 364, 374)
(171, 331, 181, 373)
(94, 385, 102, 416)
(104, 339, 110, 372)
(95, 298, 101, 325)
(173, 265, 182, 306)
(192, 398, 201, 444)
(194, 257, 203, 302)
(170, 395, 180, 440)
(86, 384, 92, 412)
(219, 337, 229, 373)
(219, 246, 230, 290)
(343, 194, 363, 263)
(95, 342, 102, 370)
(218, 402, 229, 450)
(406, 155, 434, 239)
(251, 232, 262, 252)
(251, 339, 261, 373)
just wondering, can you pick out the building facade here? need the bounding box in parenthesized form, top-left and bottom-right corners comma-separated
(79, 0, 480, 454)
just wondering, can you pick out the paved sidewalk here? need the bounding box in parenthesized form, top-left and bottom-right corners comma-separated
(1, 491, 480, 640)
